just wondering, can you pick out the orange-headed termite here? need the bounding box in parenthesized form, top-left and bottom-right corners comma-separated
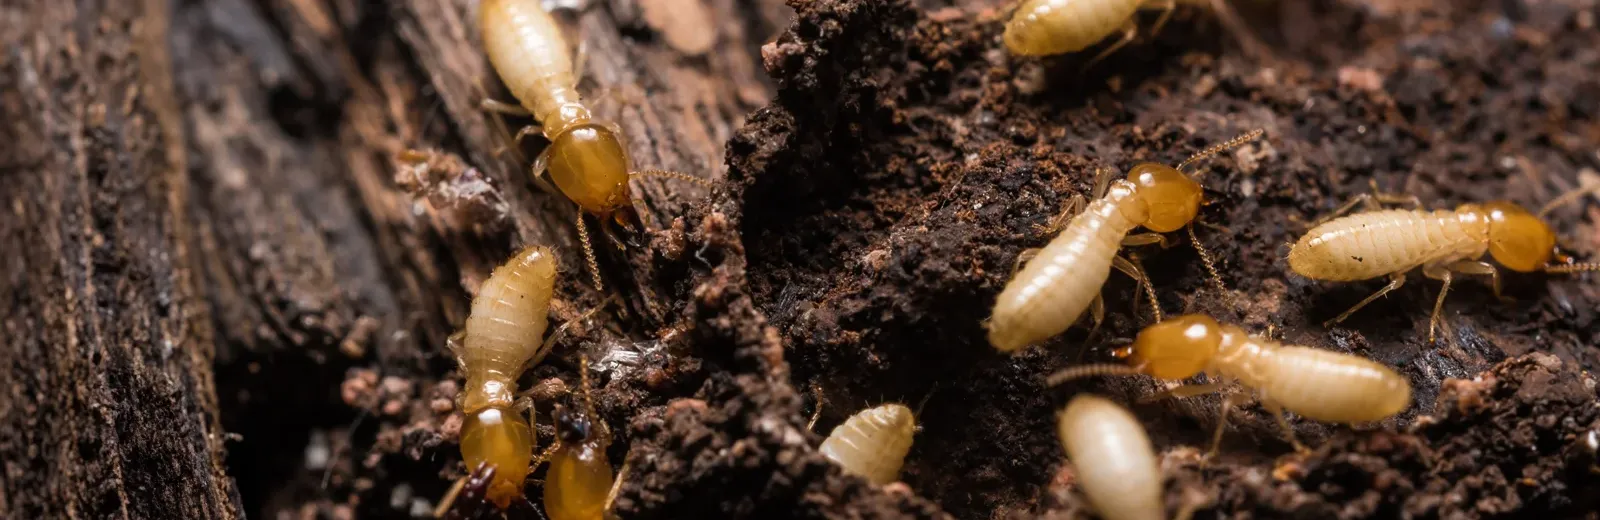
(819, 403, 918, 485)
(478, 0, 709, 290)
(1288, 184, 1600, 342)
(988, 129, 1263, 353)
(448, 245, 559, 510)
(1049, 314, 1413, 453)
(544, 357, 616, 520)
(1056, 395, 1163, 520)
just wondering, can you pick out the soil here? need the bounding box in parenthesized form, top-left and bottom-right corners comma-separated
(236, 0, 1600, 518)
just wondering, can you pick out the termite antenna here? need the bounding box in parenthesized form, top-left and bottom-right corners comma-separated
(573, 212, 604, 292)
(1536, 178, 1600, 218)
(1545, 262, 1600, 274)
(1188, 222, 1226, 293)
(632, 169, 714, 189)
(914, 382, 938, 417)
(1176, 128, 1264, 175)
(1045, 363, 1144, 387)
(1127, 254, 1163, 324)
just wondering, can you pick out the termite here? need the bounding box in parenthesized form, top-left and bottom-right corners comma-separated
(1004, 0, 1182, 67)
(1288, 184, 1600, 342)
(478, 0, 709, 290)
(1048, 314, 1413, 453)
(448, 245, 560, 510)
(987, 129, 1263, 353)
(544, 356, 617, 520)
(1056, 395, 1163, 520)
(819, 403, 918, 486)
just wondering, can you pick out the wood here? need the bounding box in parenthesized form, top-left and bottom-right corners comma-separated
(0, 0, 780, 516)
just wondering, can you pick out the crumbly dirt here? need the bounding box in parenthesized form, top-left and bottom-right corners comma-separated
(248, 0, 1600, 517)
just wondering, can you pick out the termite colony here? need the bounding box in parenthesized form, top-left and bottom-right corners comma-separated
(372, 0, 1600, 517)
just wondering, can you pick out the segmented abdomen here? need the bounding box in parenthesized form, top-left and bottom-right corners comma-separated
(1288, 209, 1479, 281)
(480, 0, 581, 123)
(463, 246, 558, 380)
(1003, 0, 1140, 56)
(1056, 395, 1164, 520)
(989, 197, 1137, 352)
(819, 404, 917, 486)
(1249, 344, 1411, 423)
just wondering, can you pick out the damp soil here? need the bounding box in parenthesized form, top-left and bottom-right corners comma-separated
(268, 0, 1600, 518)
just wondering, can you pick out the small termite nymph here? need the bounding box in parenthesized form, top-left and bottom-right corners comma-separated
(987, 129, 1263, 353)
(819, 403, 918, 485)
(1288, 186, 1600, 342)
(1049, 314, 1413, 453)
(451, 245, 559, 510)
(1004, 0, 1193, 66)
(544, 357, 616, 520)
(478, 0, 710, 290)
(1056, 395, 1163, 520)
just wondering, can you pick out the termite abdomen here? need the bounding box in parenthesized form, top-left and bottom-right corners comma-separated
(819, 403, 917, 485)
(1056, 395, 1164, 520)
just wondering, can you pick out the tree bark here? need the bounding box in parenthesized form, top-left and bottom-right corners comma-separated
(0, 0, 780, 517)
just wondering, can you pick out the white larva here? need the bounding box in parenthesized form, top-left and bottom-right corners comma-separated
(819, 403, 917, 485)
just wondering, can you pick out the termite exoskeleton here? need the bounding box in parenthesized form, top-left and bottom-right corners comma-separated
(1056, 395, 1163, 520)
(1049, 314, 1413, 453)
(1289, 185, 1600, 342)
(451, 245, 559, 510)
(819, 403, 918, 485)
(544, 357, 617, 520)
(988, 129, 1263, 353)
(478, 0, 709, 290)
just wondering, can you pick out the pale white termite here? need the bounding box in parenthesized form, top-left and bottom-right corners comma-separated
(987, 129, 1263, 353)
(1288, 188, 1600, 342)
(477, 0, 709, 290)
(452, 245, 559, 509)
(1050, 314, 1413, 452)
(1056, 395, 1163, 520)
(819, 403, 917, 485)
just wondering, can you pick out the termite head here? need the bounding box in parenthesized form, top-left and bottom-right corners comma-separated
(553, 404, 594, 445)
(460, 406, 535, 508)
(1480, 201, 1556, 272)
(1129, 163, 1204, 233)
(1118, 314, 1222, 380)
(548, 124, 634, 219)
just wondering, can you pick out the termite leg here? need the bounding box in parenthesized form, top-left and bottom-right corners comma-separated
(1137, 382, 1226, 404)
(1422, 262, 1455, 344)
(1079, 294, 1106, 359)
(1142, 0, 1177, 40)
(1079, 20, 1138, 74)
(606, 451, 632, 512)
(1308, 183, 1422, 227)
(481, 98, 532, 117)
(1205, 391, 1252, 460)
(1447, 260, 1504, 300)
(1090, 166, 1114, 200)
(807, 380, 825, 431)
(512, 124, 545, 147)
(446, 330, 467, 364)
(1262, 400, 1308, 453)
(1011, 248, 1041, 275)
(1036, 194, 1086, 236)
(1324, 272, 1407, 328)
(1113, 254, 1162, 323)
(1121, 232, 1169, 248)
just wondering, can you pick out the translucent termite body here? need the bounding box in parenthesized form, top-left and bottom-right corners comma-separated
(480, 0, 634, 226)
(1056, 395, 1163, 520)
(544, 358, 615, 520)
(988, 130, 1263, 353)
(454, 245, 559, 508)
(1004, 0, 1188, 70)
(1050, 314, 1412, 451)
(819, 403, 917, 485)
(1289, 194, 1600, 341)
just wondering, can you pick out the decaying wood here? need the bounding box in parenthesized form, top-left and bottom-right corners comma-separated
(0, 0, 780, 516)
